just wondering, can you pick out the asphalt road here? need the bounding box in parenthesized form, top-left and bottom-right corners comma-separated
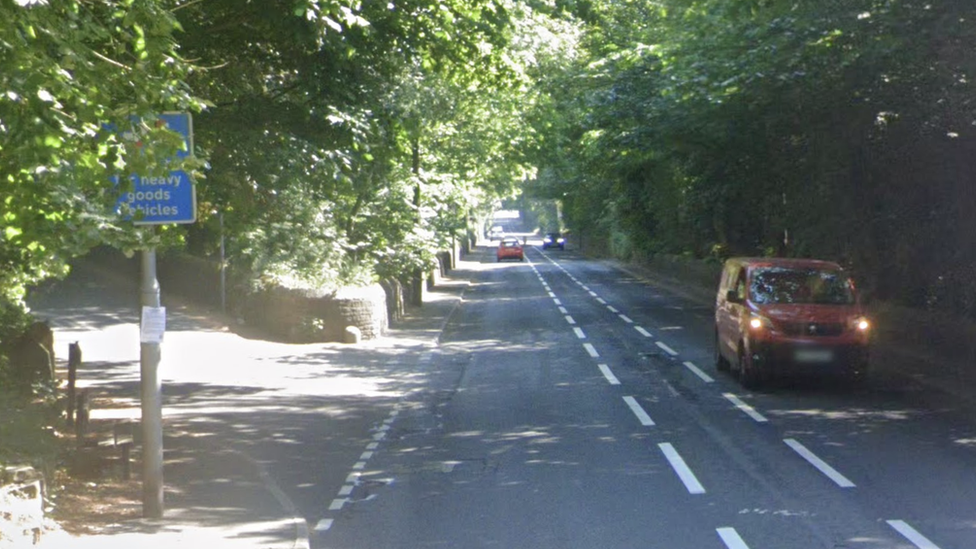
(29, 244, 976, 548)
(315, 244, 976, 549)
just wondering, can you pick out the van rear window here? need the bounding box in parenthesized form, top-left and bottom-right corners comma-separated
(750, 267, 855, 305)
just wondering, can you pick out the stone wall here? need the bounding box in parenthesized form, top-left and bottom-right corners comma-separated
(241, 283, 388, 343)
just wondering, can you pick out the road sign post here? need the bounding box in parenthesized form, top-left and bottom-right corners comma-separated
(121, 112, 196, 519)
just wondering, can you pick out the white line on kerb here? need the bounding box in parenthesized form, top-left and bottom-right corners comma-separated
(635, 326, 652, 337)
(683, 361, 714, 383)
(723, 393, 767, 422)
(887, 520, 942, 549)
(717, 527, 751, 549)
(565, 315, 576, 325)
(659, 443, 706, 494)
(784, 438, 856, 488)
(583, 343, 600, 357)
(656, 341, 679, 356)
(573, 327, 586, 339)
(623, 396, 655, 426)
(598, 364, 620, 385)
(619, 314, 634, 324)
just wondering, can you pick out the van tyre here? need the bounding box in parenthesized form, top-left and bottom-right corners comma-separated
(737, 347, 762, 389)
(714, 331, 730, 372)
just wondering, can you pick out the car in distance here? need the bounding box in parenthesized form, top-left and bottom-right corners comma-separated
(542, 232, 565, 250)
(496, 237, 524, 262)
(714, 257, 870, 388)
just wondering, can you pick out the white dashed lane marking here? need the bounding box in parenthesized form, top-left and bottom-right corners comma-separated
(887, 520, 942, 549)
(784, 438, 856, 488)
(623, 396, 655, 426)
(723, 393, 767, 422)
(659, 443, 706, 494)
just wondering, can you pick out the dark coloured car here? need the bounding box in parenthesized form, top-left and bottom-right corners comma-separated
(542, 232, 565, 250)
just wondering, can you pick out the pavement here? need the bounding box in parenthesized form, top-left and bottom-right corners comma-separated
(22, 252, 473, 549)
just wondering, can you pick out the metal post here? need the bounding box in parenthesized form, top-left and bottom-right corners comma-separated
(219, 213, 226, 315)
(140, 248, 164, 518)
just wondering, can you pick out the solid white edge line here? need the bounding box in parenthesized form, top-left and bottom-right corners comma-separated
(887, 520, 942, 549)
(635, 326, 652, 338)
(655, 341, 679, 356)
(722, 393, 767, 422)
(573, 327, 586, 339)
(583, 343, 600, 357)
(683, 361, 715, 383)
(659, 443, 706, 494)
(619, 314, 634, 324)
(717, 527, 751, 549)
(623, 396, 655, 426)
(784, 438, 856, 488)
(598, 364, 620, 385)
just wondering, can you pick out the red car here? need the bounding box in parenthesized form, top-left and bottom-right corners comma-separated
(496, 237, 524, 262)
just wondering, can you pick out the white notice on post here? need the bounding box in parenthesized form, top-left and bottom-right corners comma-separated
(141, 306, 166, 343)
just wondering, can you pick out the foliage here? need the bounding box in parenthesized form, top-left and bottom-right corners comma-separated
(1, 0, 204, 305)
(525, 0, 976, 315)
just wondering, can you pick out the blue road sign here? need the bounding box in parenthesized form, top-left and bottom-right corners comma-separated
(116, 113, 196, 225)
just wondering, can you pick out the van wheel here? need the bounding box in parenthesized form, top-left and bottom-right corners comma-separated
(737, 346, 761, 389)
(714, 331, 730, 372)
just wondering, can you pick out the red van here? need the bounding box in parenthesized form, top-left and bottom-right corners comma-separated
(714, 258, 870, 387)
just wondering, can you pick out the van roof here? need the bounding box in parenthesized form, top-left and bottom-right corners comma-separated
(725, 257, 845, 271)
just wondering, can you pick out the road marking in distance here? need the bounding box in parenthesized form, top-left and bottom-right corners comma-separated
(722, 393, 767, 422)
(338, 484, 354, 496)
(887, 520, 942, 549)
(315, 519, 334, 532)
(660, 326, 684, 331)
(659, 443, 706, 494)
(598, 364, 620, 385)
(683, 361, 714, 383)
(607, 305, 619, 313)
(553, 298, 562, 306)
(583, 343, 600, 357)
(655, 341, 679, 356)
(596, 298, 607, 305)
(619, 314, 634, 324)
(573, 327, 586, 339)
(635, 326, 652, 338)
(329, 498, 346, 511)
(623, 396, 655, 426)
(548, 291, 556, 298)
(717, 527, 751, 549)
(565, 315, 576, 325)
(581, 285, 590, 291)
(588, 291, 598, 297)
(784, 438, 856, 488)
(558, 306, 568, 314)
